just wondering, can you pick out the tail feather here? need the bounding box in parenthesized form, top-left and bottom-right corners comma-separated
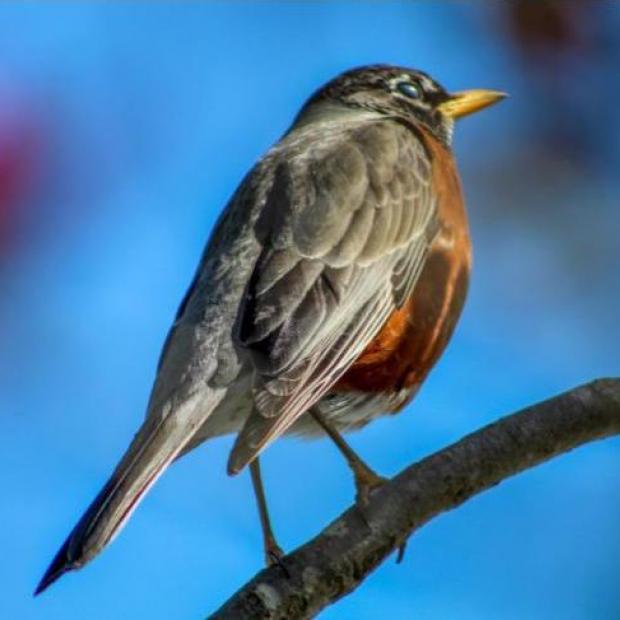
(35, 389, 222, 595)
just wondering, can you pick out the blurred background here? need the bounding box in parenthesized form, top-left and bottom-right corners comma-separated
(1, 2, 619, 619)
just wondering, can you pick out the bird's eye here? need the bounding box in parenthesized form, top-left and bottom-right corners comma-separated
(396, 81, 421, 99)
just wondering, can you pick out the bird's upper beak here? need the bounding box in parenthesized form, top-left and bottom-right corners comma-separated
(438, 89, 507, 119)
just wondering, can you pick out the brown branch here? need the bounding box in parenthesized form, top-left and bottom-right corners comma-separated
(208, 378, 620, 620)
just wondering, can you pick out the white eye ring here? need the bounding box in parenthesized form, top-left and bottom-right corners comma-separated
(396, 81, 421, 99)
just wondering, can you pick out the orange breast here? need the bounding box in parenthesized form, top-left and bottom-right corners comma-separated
(334, 133, 471, 407)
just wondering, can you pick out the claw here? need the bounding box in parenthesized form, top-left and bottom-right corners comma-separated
(266, 544, 289, 577)
(265, 539, 284, 566)
(354, 467, 387, 507)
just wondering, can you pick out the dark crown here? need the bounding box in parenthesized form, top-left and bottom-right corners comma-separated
(301, 64, 454, 145)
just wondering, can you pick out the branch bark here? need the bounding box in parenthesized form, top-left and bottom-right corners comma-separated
(208, 378, 620, 620)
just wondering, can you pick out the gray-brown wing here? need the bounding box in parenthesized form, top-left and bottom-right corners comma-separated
(228, 120, 439, 473)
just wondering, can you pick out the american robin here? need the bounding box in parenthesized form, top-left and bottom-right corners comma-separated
(36, 65, 504, 593)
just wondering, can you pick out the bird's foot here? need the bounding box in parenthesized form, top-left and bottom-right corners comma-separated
(264, 540, 289, 577)
(354, 465, 387, 507)
(395, 540, 408, 564)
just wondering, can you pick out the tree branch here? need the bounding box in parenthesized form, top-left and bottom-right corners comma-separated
(208, 378, 620, 620)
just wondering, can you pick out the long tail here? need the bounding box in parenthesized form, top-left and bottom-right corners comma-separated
(35, 389, 221, 595)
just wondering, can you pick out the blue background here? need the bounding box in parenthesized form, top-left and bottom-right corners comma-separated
(1, 3, 619, 619)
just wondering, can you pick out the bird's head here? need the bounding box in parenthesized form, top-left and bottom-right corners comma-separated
(298, 64, 506, 146)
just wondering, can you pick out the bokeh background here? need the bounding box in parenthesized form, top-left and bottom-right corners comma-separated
(2, 2, 619, 619)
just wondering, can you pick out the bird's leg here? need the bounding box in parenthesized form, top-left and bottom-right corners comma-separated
(249, 457, 285, 567)
(309, 408, 408, 561)
(310, 408, 386, 506)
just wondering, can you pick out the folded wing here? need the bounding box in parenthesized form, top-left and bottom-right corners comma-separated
(228, 120, 439, 473)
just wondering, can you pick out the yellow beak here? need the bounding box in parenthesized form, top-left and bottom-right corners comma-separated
(438, 89, 507, 119)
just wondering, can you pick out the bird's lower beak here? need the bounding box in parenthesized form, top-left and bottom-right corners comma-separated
(438, 89, 507, 119)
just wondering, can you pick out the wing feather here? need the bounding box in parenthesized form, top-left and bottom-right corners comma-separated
(229, 119, 439, 473)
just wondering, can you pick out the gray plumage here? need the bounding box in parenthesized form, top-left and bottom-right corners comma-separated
(229, 118, 438, 471)
(36, 65, 452, 594)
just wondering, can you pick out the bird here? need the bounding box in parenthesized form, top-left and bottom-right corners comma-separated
(36, 64, 504, 594)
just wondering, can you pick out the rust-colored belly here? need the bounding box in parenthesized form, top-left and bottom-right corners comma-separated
(333, 244, 469, 402)
(334, 133, 471, 409)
